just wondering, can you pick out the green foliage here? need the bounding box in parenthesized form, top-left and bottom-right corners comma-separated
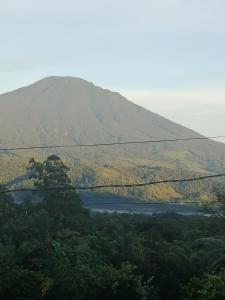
(0, 153, 220, 202)
(28, 155, 72, 189)
(1, 157, 225, 299)
(28, 156, 87, 229)
(183, 271, 225, 300)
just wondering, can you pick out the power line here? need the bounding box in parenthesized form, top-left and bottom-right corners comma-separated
(0, 135, 225, 152)
(1, 173, 225, 194)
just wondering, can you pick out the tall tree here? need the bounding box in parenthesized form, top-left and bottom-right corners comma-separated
(27, 155, 87, 229)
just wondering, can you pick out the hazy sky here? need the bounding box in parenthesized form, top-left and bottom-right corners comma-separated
(1, 0, 225, 138)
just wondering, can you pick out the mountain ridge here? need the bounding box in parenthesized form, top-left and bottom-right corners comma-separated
(1, 76, 225, 201)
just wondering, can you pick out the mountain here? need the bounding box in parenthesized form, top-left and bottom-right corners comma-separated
(0, 76, 225, 201)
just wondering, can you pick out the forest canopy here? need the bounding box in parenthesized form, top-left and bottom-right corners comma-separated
(1, 156, 225, 300)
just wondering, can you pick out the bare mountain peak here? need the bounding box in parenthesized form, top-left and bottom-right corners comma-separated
(0, 76, 224, 160)
(36, 75, 94, 86)
(0, 76, 98, 98)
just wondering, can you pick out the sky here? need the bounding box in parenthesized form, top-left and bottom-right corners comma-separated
(1, 0, 225, 139)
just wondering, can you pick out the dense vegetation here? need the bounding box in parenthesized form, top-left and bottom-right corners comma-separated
(1, 156, 225, 299)
(0, 152, 221, 202)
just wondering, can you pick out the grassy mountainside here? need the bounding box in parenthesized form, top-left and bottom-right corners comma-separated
(0, 152, 221, 202)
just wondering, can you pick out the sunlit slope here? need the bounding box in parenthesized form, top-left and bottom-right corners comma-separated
(0, 76, 225, 201)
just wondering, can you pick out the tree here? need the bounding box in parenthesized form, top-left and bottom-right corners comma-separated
(183, 271, 225, 300)
(27, 155, 87, 230)
(27, 155, 72, 190)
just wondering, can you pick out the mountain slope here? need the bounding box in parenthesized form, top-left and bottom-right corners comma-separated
(0, 76, 222, 148)
(0, 76, 225, 201)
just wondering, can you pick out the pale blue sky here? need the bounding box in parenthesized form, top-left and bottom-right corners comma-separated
(1, 0, 225, 138)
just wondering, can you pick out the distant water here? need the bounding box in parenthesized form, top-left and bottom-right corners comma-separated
(80, 192, 199, 216)
(88, 208, 199, 216)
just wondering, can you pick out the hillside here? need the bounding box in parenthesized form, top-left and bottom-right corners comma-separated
(0, 76, 225, 201)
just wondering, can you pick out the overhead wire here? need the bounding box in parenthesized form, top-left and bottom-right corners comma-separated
(1, 173, 225, 194)
(1, 135, 225, 207)
(0, 135, 225, 151)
